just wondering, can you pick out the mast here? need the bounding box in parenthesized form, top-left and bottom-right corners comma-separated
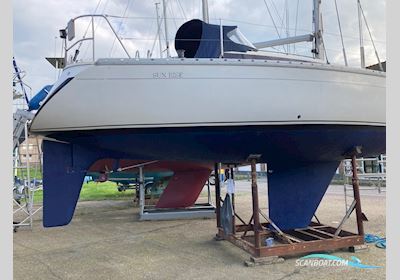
(162, 0, 170, 57)
(357, 0, 365, 68)
(202, 0, 210, 23)
(155, 3, 163, 58)
(312, 0, 324, 60)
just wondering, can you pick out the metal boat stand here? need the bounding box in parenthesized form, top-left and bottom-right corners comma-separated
(213, 150, 366, 265)
(138, 166, 215, 221)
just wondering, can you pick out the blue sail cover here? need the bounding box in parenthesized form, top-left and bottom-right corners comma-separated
(175, 19, 254, 58)
(28, 85, 53, 111)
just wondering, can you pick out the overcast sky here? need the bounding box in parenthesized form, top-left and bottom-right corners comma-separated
(13, 0, 385, 97)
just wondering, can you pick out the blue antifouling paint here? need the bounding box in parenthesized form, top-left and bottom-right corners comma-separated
(42, 140, 103, 227)
(41, 125, 385, 227)
(268, 161, 340, 230)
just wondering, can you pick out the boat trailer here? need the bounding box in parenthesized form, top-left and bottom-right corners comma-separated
(213, 150, 367, 265)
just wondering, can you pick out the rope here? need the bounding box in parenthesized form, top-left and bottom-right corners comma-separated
(364, 233, 386, 249)
(376, 239, 386, 249)
(364, 233, 381, 243)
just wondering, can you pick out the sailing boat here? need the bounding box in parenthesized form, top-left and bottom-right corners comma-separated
(29, 0, 385, 228)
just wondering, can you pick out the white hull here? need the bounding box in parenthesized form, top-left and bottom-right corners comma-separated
(30, 58, 385, 133)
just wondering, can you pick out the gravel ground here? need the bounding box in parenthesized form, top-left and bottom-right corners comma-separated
(13, 184, 386, 280)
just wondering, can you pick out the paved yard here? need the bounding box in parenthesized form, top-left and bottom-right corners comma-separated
(14, 184, 386, 280)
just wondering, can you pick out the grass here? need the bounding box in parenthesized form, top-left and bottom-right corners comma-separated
(80, 181, 134, 201)
(16, 167, 134, 203)
(31, 181, 134, 204)
(24, 175, 385, 205)
(15, 167, 42, 180)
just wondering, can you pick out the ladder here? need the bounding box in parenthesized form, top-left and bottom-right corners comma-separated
(13, 58, 43, 232)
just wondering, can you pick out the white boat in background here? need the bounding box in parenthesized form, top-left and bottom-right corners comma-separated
(27, 0, 385, 228)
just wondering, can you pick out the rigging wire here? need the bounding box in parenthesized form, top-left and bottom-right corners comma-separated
(285, 0, 290, 53)
(358, 1, 384, 71)
(150, 3, 164, 58)
(150, 18, 164, 57)
(357, 0, 365, 68)
(142, 12, 157, 58)
(268, 0, 287, 52)
(321, 34, 330, 64)
(98, 15, 386, 48)
(333, 0, 348, 66)
(162, 0, 172, 57)
(269, 0, 284, 29)
(102, 14, 383, 43)
(167, 0, 181, 55)
(262, 0, 282, 38)
(103, 14, 386, 45)
(280, 1, 286, 30)
(109, 0, 134, 57)
(68, 1, 384, 63)
(101, 0, 110, 14)
(262, 0, 286, 53)
(81, 0, 110, 59)
(294, 0, 300, 53)
(176, 0, 187, 20)
(76, 0, 103, 53)
(167, 0, 179, 31)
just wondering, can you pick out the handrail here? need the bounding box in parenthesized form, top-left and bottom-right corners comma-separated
(63, 14, 131, 65)
(66, 38, 93, 52)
